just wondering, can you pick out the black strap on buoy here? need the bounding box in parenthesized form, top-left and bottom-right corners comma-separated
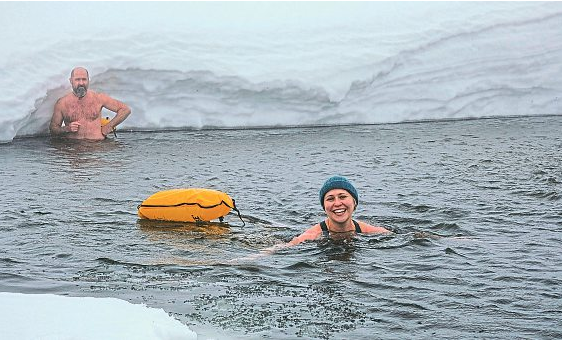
(139, 201, 230, 209)
(138, 199, 245, 227)
(229, 199, 245, 227)
(104, 117, 117, 138)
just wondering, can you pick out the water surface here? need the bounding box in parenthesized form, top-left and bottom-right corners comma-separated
(1, 115, 561, 339)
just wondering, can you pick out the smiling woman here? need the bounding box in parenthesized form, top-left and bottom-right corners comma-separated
(237, 175, 393, 260)
(287, 176, 391, 246)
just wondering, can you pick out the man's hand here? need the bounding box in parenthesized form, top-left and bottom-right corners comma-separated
(67, 122, 81, 133)
(101, 124, 112, 137)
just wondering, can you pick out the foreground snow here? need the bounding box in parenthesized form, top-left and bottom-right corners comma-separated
(0, 292, 197, 340)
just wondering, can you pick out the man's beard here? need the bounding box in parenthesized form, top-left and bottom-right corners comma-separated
(74, 86, 87, 98)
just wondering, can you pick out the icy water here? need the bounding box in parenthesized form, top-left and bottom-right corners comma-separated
(1, 115, 561, 339)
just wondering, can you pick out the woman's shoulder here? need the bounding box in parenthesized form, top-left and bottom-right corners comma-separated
(356, 220, 392, 234)
(287, 223, 323, 246)
(300, 223, 323, 238)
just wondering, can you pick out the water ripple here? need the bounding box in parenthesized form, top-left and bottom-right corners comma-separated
(2, 116, 562, 339)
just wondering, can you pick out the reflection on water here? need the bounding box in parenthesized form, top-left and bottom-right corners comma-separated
(137, 219, 234, 266)
(316, 237, 357, 262)
(138, 219, 231, 237)
(48, 137, 124, 169)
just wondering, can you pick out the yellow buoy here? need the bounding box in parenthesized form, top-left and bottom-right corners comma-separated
(101, 117, 111, 126)
(101, 116, 117, 137)
(138, 188, 242, 224)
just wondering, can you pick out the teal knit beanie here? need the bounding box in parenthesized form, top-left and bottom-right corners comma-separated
(319, 176, 358, 208)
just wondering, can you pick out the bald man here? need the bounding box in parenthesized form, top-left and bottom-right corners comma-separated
(50, 67, 131, 140)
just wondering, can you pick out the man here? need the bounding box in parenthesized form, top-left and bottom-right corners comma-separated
(50, 67, 131, 140)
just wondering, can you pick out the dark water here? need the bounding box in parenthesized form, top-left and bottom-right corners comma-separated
(1, 115, 561, 339)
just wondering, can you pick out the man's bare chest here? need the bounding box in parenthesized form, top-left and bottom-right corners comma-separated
(63, 98, 102, 121)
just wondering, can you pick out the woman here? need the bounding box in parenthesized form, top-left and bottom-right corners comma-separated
(236, 176, 391, 261)
(287, 176, 391, 246)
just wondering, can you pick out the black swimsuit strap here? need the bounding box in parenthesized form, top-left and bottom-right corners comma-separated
(320, 220, 362, 236)
(320, 220, 330, 237)
(353, 220, 362, 233)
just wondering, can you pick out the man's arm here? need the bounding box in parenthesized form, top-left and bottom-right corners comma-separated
(49, 99, 68, 135)
(99, 93, 131, 136)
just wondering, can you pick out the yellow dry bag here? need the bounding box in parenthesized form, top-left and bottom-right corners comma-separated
(101, 116, 117, 137)
(138, 188, 243, 224)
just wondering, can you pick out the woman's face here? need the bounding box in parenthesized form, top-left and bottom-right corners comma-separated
(323, 189, 355, 223)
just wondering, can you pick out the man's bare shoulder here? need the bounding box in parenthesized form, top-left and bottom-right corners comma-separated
(94, 91, 120, 105)
(56, 92, 74, 105)
(92, 91, 111, 100)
